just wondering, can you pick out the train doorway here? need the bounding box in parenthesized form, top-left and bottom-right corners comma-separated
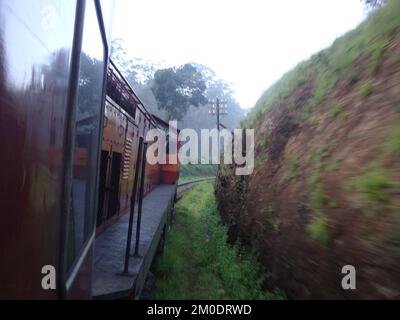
(96, 150, 122, 233)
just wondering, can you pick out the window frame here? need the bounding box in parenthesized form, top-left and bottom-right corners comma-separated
(60, 0, 110, 296)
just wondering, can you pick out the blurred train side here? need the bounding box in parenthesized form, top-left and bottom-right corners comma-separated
(96, 64, 178, 235)
(0, 0, 178, 299)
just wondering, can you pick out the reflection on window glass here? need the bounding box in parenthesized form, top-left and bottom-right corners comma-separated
(66, 0, 105, 273)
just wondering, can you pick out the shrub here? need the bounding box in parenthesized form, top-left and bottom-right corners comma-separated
(350, 169, 392, 205)
(360, 80, 374, 97)
(255, 157, 264, 169)
(368, 36, 390, 72)
(268, 217, 281, 233)
(310, 184, 328, 215)
(330, 101, 343, 118)
(258, 133, 270, 149)
(386, 126, 400, 153)
(284, 155, 300, 181)
(307, 215, 330, 246)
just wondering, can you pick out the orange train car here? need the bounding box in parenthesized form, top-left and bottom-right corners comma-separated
(151, 114, 181, 185)
(0, 0, 179, 299)
(95, 62, 178, 235)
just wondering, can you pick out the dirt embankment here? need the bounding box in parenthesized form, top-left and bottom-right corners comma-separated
(216, 7, 400, 299)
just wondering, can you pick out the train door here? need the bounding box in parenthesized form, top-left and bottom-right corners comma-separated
(96, 100, 126, 232)
(105, 151, 122, 220)
(119, 119, 137, 214)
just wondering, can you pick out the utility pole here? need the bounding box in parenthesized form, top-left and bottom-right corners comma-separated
(209, 98, 228, 131)
(217, 98, 220, 131)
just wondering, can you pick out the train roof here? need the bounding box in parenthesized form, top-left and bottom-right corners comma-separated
(107, 59, 164, 130)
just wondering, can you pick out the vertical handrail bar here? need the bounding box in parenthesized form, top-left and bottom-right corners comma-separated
(134, 142, 148, 257)
(120, 136, 143, 275)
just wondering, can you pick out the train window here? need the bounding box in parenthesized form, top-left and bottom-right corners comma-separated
(65, 0, 106, 275)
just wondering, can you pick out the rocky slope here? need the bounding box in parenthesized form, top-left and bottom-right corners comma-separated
(216, 1, 400, 299)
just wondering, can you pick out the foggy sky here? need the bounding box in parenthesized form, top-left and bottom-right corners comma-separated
(111, 0, 366, 109)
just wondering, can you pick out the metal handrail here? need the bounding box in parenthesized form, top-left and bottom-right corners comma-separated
(108, 59, 161, 130)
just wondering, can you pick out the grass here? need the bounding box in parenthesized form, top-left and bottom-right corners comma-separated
(386, 126, 400, 153)
(242, 0, 400, 129)
(330, 101, 344, 119)
(360, 79, 374, 97)
(178, 163, 216, 184)
(307, 184, 331, 246)
(308, 171, 320, 186)
(284, 155, 300, 181)
(260, 206, 280, 233)
(255, 157, 264, 169)
(258, 132, 270, 149)
(261, 205, 276, 215)
(178, 175, 213, 184)
(368, 36, 391, 72)
(348, 169, 392, 207)
(310, 69, 339, 108)
(307, 215, 330, 246)
(310, 184, 328, 215)
(268, 217, 281, 233)
(152, 183, 285, 300)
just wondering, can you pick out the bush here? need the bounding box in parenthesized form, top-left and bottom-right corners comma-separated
(258, 132, 270, 149)
(360, 80, 374, 97)
(386, 126, 400, 153)
(284, 155, 300, 181)
(307, 215, 330, 246)
(330, 101, 344, 118)
(350, 169, 392, 205)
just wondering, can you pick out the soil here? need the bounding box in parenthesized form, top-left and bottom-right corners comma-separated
(215, 32, 400, 299)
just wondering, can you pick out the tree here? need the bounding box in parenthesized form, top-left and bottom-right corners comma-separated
(361, 0, 386, 9)
(179, 63, 246, 132)
(151, 64, 207, 120)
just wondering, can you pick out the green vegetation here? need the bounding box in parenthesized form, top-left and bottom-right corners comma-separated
(268, 217, 281, 233)
(284, 155, 300, 181)
(255, 157, 264, 169)
(327, 159, 339, 172)
(310, 184, 328, 215)
(260, 206, 280, 233)
(386, 126, 400, 153)
(307, 215, 330, 246)
(258, 132, 270, 149)
(368, 36, 390, 72)
(360, 80, 374, 96)
(330, 101, 344, 119)
(152, 183, 285, 299)
(310, 69, 339, 109)
(152, 64, 207, 120)
(242, 0, 400, 129)
(179, 163, 216, 184)
(307, 184, 331, 246)
(349, 169, 392, 208)
(261, 205, 276, 215)
(308, 171, 320, 186)
(310, 145, 332, 167)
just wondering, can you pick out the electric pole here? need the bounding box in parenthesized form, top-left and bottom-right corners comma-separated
(209, 98, 228, 130)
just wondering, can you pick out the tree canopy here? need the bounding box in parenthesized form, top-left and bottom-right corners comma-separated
(362, 0, 386, 9)
(151, 63, 207, 120)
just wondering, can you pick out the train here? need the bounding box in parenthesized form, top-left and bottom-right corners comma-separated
(0, 0, 179, 299)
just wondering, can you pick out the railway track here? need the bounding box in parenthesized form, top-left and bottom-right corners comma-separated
(176, 177, 215, 200)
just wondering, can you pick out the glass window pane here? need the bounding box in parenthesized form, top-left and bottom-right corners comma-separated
(66, 0, 105, 272)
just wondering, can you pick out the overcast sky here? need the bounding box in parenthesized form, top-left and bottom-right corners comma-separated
(111, 0, 366, 109)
